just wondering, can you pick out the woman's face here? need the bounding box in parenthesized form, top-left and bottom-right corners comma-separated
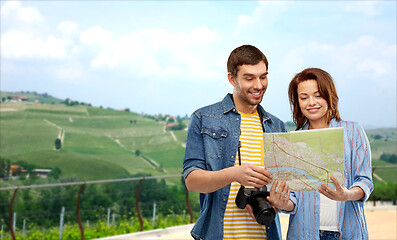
(297, 80, 329, 129)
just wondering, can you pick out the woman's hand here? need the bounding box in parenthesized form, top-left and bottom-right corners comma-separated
(266, 180, 293, 211)
(318, 176, 364, 201)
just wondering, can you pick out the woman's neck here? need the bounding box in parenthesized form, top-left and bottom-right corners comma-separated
(308, 120, 328, 130)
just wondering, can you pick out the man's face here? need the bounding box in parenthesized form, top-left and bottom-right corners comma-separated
(228, 61, 268, 113)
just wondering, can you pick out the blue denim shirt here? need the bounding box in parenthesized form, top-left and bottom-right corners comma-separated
(183, 94, 287, 240)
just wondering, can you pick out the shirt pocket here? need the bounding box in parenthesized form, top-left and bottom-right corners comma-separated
(201, 127, 228, 160)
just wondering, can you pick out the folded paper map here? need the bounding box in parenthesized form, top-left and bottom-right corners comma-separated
(264, 127, 344, 191)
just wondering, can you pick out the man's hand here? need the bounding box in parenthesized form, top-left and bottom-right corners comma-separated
(235, 163, 273, 187)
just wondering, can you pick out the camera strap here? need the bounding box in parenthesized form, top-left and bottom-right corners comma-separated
(238, 140, 242, 166)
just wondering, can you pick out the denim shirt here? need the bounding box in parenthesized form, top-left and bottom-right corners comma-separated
(183, 94, 287, 240)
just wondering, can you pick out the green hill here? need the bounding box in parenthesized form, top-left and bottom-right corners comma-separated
(0, 99, 396, 184)
(0, 102, 186, 182)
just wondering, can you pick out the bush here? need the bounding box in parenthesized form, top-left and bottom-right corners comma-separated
(369, 182, 397, 202)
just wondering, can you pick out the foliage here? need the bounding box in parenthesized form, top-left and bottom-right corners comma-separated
(380, 153, 397, 164)
(2, 214, 193, 240)
(369, 182, 397, 202)
(0, 174, 200, 239)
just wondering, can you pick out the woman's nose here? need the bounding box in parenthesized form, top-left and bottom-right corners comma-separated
(309, 96, 316, 105)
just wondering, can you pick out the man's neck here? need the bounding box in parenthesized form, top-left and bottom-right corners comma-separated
(232, 95, 258, 114)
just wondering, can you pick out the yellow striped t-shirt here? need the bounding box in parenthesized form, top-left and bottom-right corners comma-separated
(223, 111, 267, 239)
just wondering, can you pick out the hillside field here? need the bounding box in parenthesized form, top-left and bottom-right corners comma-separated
(0, 102, 186, 183)
(0, 102, 396, 184)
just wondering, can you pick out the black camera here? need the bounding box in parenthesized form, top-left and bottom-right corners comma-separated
(235, 185, 275, 225)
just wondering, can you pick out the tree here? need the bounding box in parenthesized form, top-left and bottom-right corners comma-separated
(373, 134, 383, 140)
(55, 138, 62, 150)
(380, 153, 397, 164)
(135, 149, 141, 156)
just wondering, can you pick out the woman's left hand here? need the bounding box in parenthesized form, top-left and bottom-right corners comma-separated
(318, 176, 349, 201)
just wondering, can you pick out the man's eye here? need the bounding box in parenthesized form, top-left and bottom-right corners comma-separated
(300, 97, 307, 100)
(246, 78, 253, 81)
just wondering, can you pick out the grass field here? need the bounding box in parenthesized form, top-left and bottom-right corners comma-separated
(1, 101, 396, 184)
(0, 102, 186, 181)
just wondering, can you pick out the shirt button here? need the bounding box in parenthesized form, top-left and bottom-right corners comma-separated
(213, 133, 215, 136)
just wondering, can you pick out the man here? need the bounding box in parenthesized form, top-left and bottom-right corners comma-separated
(183, 45, 287, 240)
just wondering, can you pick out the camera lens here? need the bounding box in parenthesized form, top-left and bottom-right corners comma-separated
(250, 196, 275, 225)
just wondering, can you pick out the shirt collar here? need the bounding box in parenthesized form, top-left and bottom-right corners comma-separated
(303, 118, 338, 130)
(221, 93, 273, 124)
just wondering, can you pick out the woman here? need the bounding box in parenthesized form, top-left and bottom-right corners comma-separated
(272, 68, 373, 240)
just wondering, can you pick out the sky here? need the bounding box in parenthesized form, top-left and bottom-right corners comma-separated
(1, 0, 396, 129)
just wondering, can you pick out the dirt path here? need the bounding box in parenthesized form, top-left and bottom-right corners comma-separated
(44, 119, 65, 144)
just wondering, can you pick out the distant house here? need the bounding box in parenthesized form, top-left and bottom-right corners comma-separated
(166, 122, 179, 128)
(165, 116, 180, 130)
(9, 165, 28, 179)
(9, 96, 29, 102)
(33, 169, 52, 178)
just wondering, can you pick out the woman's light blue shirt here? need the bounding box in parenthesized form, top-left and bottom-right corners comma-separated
(284, 119, 373, 240)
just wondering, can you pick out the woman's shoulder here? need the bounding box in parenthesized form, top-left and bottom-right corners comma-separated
(332, 120, 368, 140)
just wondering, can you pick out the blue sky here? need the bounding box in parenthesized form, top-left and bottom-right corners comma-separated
(1, 0, 396, 128)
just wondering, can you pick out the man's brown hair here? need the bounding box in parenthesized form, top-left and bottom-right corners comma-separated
(227, 45, 268, 77)
(288, 68, 341, 130)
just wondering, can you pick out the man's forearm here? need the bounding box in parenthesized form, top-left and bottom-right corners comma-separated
(185, 167, 237, 193)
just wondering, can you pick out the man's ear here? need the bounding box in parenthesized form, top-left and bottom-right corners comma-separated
(228, 72, 236, 87)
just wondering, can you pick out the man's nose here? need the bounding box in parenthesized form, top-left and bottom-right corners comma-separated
(253, 78, 264, 89)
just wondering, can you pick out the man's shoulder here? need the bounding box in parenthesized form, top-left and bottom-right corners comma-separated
(192, 94, 233, 119)
(193, 100, 224, 119)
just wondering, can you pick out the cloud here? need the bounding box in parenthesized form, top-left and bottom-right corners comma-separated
(80, 26, 221, 80)
(235, 1, 287, 34)
(1, 30, 68, 59)
(57, 21, 80, 37)
(1, 1, 72, 59)
(1, 0, 44, 27)
(281, 35, 395, 79)
(343, 1, 381, 16)
(1, 1, 222, 82)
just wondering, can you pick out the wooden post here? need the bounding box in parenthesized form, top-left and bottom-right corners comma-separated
(9, 188, 19, 240)
(185, 186, 194, 223)
(76, 183, 85, 240)
(135, 179, 144, 231)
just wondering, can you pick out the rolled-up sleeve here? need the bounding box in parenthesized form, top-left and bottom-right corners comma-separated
(183, 112, 206, 180)
(350, 123, 373, 202)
